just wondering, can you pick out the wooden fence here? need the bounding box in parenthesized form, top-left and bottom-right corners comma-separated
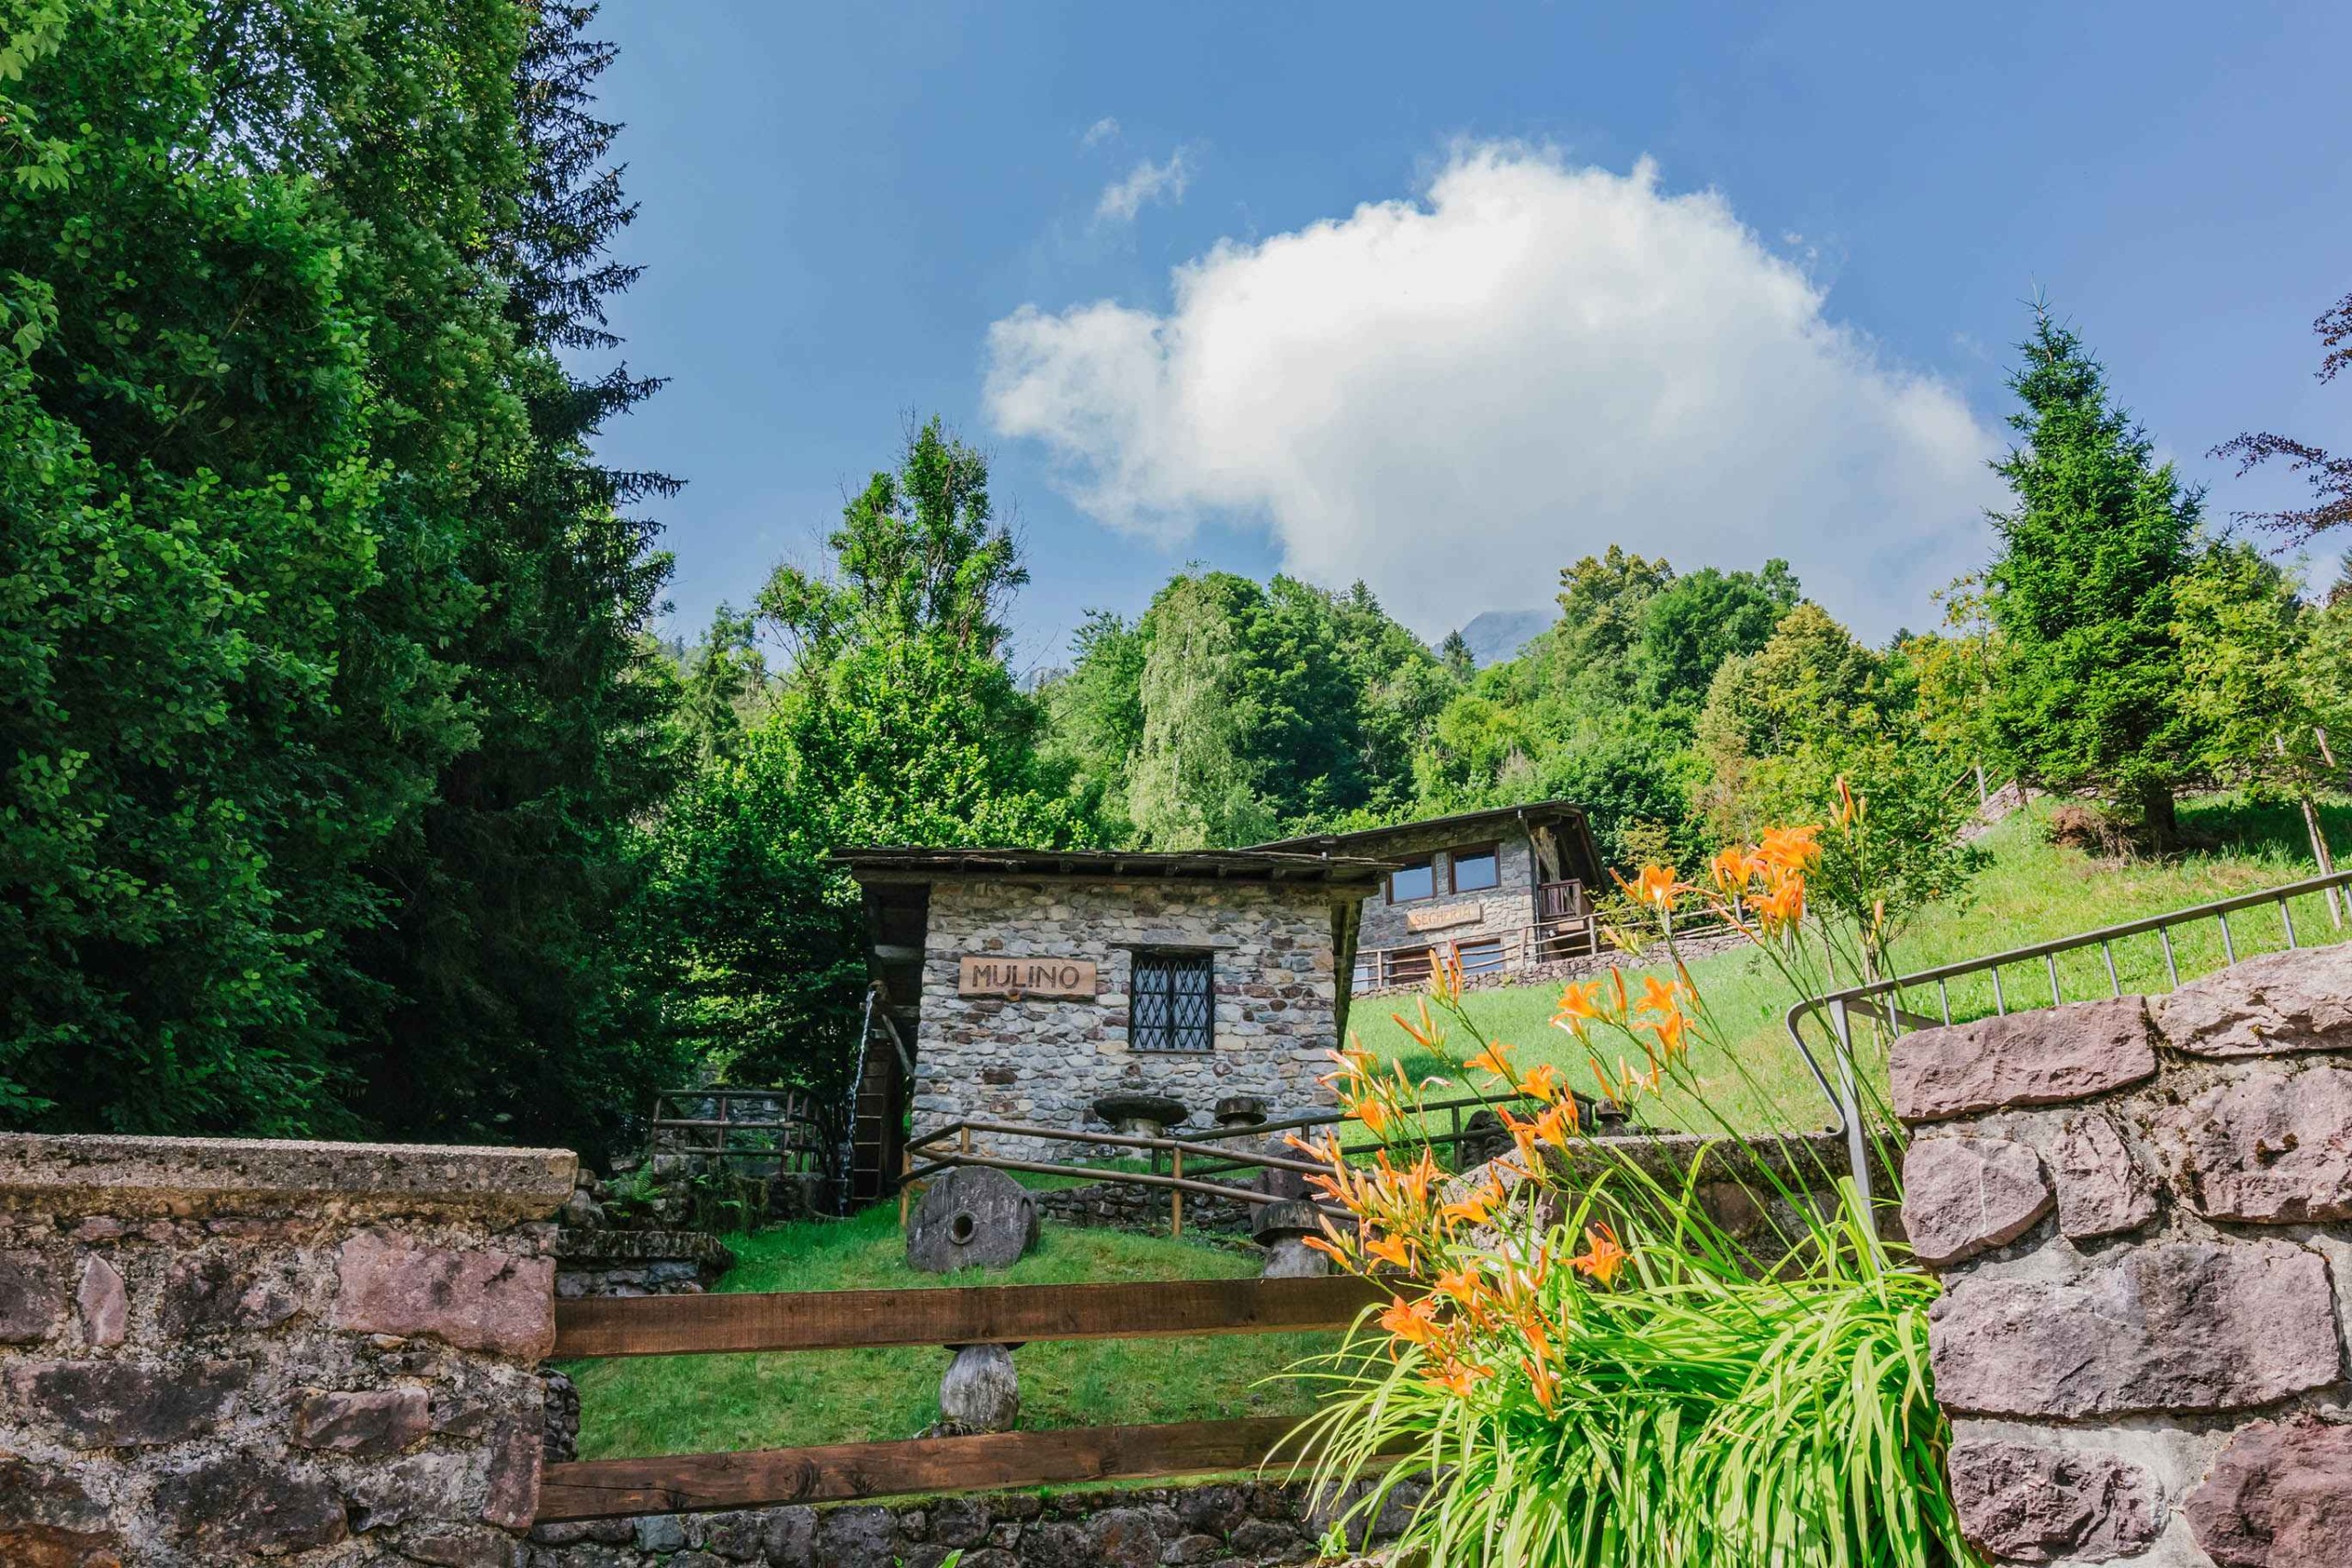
(537, 1273, 1389, 1522)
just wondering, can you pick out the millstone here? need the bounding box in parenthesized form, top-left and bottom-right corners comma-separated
(907, 1167, 1039, 1273)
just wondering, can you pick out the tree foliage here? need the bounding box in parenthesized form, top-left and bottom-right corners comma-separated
(1984, 308, 2203, 840)
(0, 0, 680, 1151)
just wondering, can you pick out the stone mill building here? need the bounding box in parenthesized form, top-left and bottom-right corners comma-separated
(837, 848, 1390, 1190)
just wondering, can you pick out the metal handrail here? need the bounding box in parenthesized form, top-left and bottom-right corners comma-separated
(1786, 866, 2352, 1205)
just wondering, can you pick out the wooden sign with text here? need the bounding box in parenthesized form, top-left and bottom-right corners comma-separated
(958, 955, 1098, 999)
(1404, 903, 1485, 933)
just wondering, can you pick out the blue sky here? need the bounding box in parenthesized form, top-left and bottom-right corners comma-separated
(584, 1, 2352, 664)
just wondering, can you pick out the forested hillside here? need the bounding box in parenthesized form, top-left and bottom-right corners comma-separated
(5, 5, 2350, 1161)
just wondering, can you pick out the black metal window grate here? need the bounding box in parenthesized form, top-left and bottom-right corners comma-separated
(1131, 951, 1215, 1052)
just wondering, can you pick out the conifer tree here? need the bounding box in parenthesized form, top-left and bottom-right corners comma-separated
(1984, 307, 2202, 842)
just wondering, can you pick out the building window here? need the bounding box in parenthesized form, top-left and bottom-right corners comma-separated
(1387, 946, 1434, 987)
(1131, 951, 1215, 1053)
(1389, 856, 1436, 904)
(1454, 937, 1506, 976)
(1450, 845, 1500, 893)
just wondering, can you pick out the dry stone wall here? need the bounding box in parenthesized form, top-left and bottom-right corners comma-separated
(0, 1132, 574, 1567)
(1894, 944, 2352, 1568)
(526, 1475, 1428, 1568)
(913, 880, 1343, 1163)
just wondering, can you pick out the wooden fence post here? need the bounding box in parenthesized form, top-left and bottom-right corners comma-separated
(1170, 1147, 1184, 1237)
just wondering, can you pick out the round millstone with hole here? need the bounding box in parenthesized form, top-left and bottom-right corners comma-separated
(907, 1167, 1040, 1273)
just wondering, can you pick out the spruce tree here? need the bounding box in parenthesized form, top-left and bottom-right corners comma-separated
(1985, 308, 2202, 841)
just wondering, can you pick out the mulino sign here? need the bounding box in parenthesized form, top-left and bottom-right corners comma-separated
(957, 955, 1099, 999)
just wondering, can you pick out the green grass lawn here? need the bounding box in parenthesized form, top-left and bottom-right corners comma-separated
(1351, 792, 2352, 1136)
(562, 1203, 1345, 1461)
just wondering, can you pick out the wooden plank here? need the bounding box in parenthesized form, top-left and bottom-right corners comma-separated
(537, 1416, 1329, 1519)
(553, 1274, 1385, 1359)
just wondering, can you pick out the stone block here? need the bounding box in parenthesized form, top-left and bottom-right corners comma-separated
(1174, 1483, 1251, 1537)
(2049, 1111, 2158, 1239)
(767, 1505, 819, 1566)
(695, 1507, 772, 1560)
(2151, 1064, 2352, 1224)
(1928, 1240, 2341, 1418)
(482, 1416, 544, 1529)
(635, 1514, 687, 1552)
(155, 1451, 348, 1555)
(290, 1385, 432, 1455)
(1890, 998, 2156, 1123)
(0, 1249, 61, 1341)
(333, 1232, 556, 1358)
(73, 1254, 125, 1348)
(2153, 942, 2352, 1057)
(6, 1357, 243, 1447)
(1945, 1438, 2162, 1562)
(159, 1247, 300, 1335)
(345, 1450, 473, 1531)
(1901, 1135, 2052, 1265)
(0, 1455, 118, 1566)
(2184, 1415, 2352, 1568)
(815, 1505, 898, 1568)
(1089, 1506, 1165, 1568)
(403, 1521, 518, 1567)
(928, 1497, 990, 1548)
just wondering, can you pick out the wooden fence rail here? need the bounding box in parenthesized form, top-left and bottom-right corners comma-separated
(551, 1274, 1386, 1359)
(540, 1273, 1390, 1520)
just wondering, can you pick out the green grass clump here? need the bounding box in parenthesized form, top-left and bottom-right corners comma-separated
(1352, 793, 2352, 1134)
(562, 1203, 1339, 1460)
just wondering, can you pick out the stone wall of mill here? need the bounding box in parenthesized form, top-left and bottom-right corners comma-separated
(1894, 943, 2352, 1568)
(0, 1132, 575, 1567)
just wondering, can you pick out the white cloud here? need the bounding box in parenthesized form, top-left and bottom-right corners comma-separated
(1080, 117, 1121, 149)
(1094, 150, 1192, 223)
(987, 144, 2003, 639)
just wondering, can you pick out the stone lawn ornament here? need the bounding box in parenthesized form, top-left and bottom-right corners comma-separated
(936, 1341, 1021, 1434)
(1213, 1095, 1269, 1131)
(1250, 1200, 1329, 1278)
(906, 1167, 1038, 1273)
(1091, 1091, 1189, 1139)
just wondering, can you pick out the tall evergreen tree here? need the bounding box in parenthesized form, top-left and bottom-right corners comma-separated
(1984, 308, 2202, 840)
(345, 3, 686, 1155)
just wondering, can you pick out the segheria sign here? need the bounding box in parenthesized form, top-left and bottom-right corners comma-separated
(958, 955, 1099, 999)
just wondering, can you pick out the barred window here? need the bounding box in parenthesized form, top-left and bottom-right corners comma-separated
(1131, 951, 1215, 1053)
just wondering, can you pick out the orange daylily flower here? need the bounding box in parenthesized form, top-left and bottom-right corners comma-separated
(1709, 844, 1754, 894)
(1379, 1293, 1445, 1347)
(1757, 824, 1821, 874)
(1633, 973, 1682, 1018)
(1515, 1063, 1564, 1104)
(1621, 863, 1684, 911)
(1426, 1359, 1489, 1399)
(1302, 1233, 1348, 1262)
(1550, 980, 1604, 1034)
(1345, 1095, 1393, 1136)
(1463, 1043, 1517, 1081)
(1439, 1179, 1505, 1229)
(1753, 874, 1806, 933)
(1364, 1231, 1413, 1270)
(1433, 1266, 1486, 1304)
(1571, 1223, 1630, 1288)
